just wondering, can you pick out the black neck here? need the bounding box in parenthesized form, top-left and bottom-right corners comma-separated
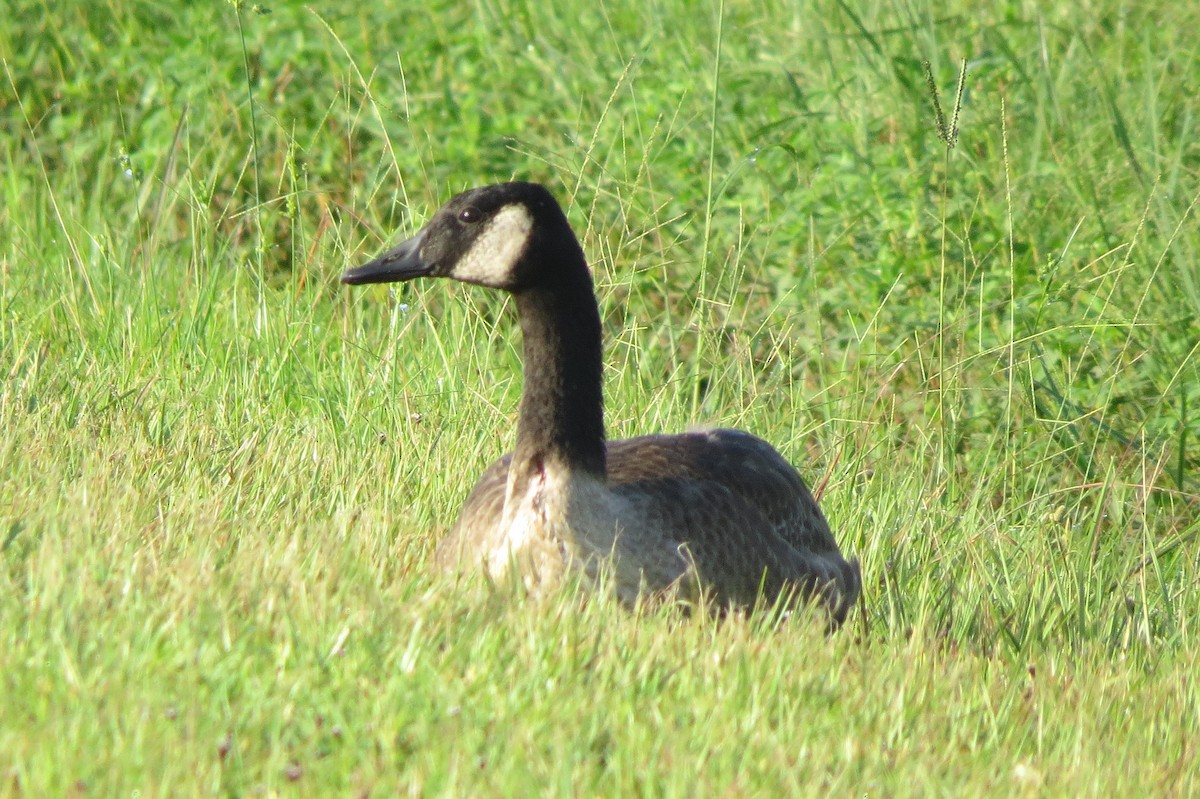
(508, 258, 606, 484)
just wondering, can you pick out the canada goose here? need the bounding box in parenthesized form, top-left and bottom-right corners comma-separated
(343, 182, 861, 626)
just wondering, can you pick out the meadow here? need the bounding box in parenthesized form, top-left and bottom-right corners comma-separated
(2, 0, 1198, 795)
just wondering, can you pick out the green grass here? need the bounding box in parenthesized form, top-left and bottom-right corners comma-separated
(2, 0, 1199, 795)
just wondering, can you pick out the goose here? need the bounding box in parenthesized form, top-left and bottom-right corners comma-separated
(343, 182, 861, 626)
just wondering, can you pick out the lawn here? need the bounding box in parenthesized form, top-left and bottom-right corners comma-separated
(2, 0, 1198, 795)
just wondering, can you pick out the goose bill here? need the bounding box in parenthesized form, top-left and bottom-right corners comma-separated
(341, 230, 431, 285)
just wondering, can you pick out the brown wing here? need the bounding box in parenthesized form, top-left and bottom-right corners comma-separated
(606, 429, 839, 553)
(606, 429, 859, 616)
(434, 429, 860, 622)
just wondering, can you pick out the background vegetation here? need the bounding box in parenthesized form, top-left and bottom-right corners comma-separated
(2, 0, 1197, 795)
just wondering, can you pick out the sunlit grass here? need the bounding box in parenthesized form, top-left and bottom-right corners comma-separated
(2, 0, 1198, 795)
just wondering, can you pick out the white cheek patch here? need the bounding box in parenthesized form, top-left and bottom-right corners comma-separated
(452, 204, 534, 287)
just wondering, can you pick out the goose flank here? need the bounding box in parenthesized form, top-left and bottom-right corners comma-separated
(343, 182, 861, 626)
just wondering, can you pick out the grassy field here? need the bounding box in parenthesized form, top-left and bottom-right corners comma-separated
(3, 0, 1199, 795)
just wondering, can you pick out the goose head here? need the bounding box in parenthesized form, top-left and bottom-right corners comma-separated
(342, 182, 579, 292)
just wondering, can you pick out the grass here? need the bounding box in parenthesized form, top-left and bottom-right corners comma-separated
(2, 0, 1199, 795)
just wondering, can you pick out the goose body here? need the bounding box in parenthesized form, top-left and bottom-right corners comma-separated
(343, 182, 860, 625)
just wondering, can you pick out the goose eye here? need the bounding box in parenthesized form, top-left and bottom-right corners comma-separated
(458, 206, 482, 224)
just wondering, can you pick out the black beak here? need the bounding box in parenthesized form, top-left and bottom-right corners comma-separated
(341, 230, 431, 285)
